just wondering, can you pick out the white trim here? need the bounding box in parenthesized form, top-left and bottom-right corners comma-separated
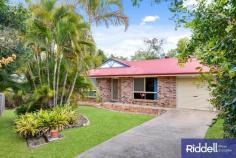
(99, 59, 128, 68)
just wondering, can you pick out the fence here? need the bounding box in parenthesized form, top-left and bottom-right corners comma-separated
(0, 93, 5, 116)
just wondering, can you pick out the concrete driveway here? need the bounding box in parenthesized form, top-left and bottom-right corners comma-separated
(76, 109, 217, 158)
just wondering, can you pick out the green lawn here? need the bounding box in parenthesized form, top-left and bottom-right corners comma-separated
(205, 118, 224, 138)
(0, 106, 153, 158)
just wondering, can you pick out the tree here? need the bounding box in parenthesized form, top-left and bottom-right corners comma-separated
(173, 0, 236, 137)
(167, 37, 189, 57)
(18, 0, 128, 111)
(167, 49, 177, 58)
(97, 49, 107, 62)
(94, 49, 108, 66)
(131, 0, 163, 6)
(0, 0, 29, 107)
(110, 54, 127, 60)
(131, 38, 164, 60)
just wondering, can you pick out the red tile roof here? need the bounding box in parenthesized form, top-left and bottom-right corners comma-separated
(88, 58, 209, 77)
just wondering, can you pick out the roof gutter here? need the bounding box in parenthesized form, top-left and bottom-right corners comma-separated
(88, 72, 208, 78)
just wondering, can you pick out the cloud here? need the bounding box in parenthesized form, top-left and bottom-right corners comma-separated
(140, 15, 160, 25)
(183, 0, 198, 7)
(183, 0, 213, 7)
(167, 35, 190, 44)
(92, 25, 191, 59)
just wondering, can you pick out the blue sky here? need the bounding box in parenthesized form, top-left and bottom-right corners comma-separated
(9, 0, 196, 58)
(91, 0, 194, 58)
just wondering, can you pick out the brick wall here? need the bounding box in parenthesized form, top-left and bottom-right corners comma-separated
(158, 77, 176, 108)
(101, 102, 166, 115)
(120, 77, 133, 104)
(96, 77, 176, 108)
(96, 78, 112, 102)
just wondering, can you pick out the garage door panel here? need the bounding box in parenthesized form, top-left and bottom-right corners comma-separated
(177, 77, 212, 110)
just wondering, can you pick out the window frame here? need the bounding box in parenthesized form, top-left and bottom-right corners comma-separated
(86, 90, 97, 98)
(86, 78, 97, 98)
(133, 77, 158, 100)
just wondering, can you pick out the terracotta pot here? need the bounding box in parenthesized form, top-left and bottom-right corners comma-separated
(50, 130, 59, 138)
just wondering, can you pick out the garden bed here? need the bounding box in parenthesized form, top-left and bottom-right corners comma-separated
(26, 114, 90, 148)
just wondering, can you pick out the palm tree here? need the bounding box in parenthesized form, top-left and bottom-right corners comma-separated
(24, 0, 128, 107)
(78, 0, 128, 30)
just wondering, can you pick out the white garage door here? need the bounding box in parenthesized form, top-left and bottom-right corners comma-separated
(176, 77, 212, 111)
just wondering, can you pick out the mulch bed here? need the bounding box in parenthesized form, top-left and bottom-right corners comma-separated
(26, 115, 89, 148)
(66, 115, 90, 129)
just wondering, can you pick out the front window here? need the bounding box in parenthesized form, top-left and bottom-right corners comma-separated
(133, 78, 158, 100)
(87, 78, 97, 98)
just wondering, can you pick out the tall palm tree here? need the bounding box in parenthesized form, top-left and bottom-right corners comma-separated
(24, 0, 128, 107)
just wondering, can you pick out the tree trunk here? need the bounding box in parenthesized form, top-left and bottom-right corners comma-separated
(53, 57, 58, 106)
(66, 56, 80, 104)
(46, 52, 50, 88)
(27, 63, 36, 89)
(60, 71, 68, 106)
(36, 46, 42, 86)
(55, 55, 62, 106)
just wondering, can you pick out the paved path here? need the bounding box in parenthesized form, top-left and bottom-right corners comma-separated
(76, 109, 217, 158)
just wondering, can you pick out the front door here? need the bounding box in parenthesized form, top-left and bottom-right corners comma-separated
(112, 79, 119, 101)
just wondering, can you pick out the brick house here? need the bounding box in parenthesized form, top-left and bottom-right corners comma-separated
(86, 58, 212, 114)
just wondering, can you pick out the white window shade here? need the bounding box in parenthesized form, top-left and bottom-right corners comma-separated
(134, 78, 144, 91)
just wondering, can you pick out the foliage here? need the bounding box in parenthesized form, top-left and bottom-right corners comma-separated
(167, 37, 189, 57)
(15, 85, 54, 115)
(15, 112, 43, 138)
(15, 105, 79, 138)
(0, 0, 28, 68)
(0, 0, 28, 30)
(78, 0, 128, 30)
(97, 49, 108, 63)
(167, 49, 177, 57)
(110, 54, 127, 60)
(4, 88, 26, 108)
(18, 0, 128, 110)
(131, 0, 163, 6)
(131, 38, 164, 60)
(172, 0, 236, 137)
(23, 0, 94, 107)
(0, 0, 29, 108)
(1, 0, 128, 111)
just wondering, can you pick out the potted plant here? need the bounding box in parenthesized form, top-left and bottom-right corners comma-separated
(50, 129, 59, 138)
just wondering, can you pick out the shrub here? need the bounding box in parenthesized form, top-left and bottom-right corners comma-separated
(15, 106, 79, 138)
(16, 104, 38, 115)
(4, 89, 25, 109)
(54, 105, 79, 125)
(15, 85, 54, 115)
(15, 113, 43, 138)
